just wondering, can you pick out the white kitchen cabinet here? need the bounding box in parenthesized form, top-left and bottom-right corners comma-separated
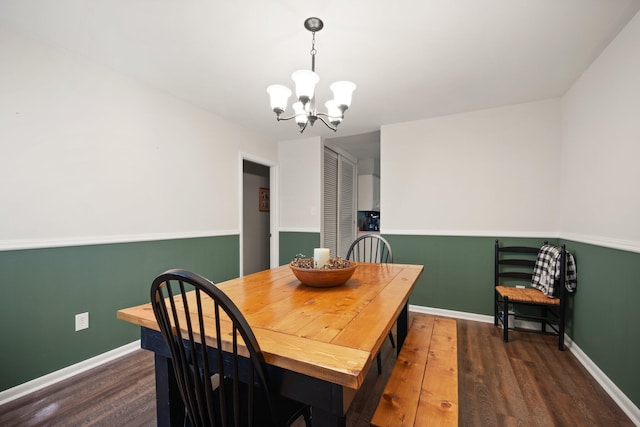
(357, 174, 380, 211)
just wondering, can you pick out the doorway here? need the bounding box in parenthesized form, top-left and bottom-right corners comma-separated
(242, 160, 270, 275)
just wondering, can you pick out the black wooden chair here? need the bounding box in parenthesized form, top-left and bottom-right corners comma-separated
(494, 240, 573, 350)
(346, 234, 393, 264)
(150, 269, 312, 427)
(346, 234, 395, 373)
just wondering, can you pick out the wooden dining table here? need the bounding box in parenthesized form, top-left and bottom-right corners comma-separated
(117, 262, 423, 426)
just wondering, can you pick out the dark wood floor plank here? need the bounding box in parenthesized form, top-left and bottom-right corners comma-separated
(0, 349, 156, 427)
(488, 330, 531, 420)
(0, 315, 634, 427)
(460, 323, 634, 427)
(459, 321, 501, 426)
(510, 357, 555, 425)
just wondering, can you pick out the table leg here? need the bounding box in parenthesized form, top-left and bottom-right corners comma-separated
(144, 328, 350, 426)
(396, 303, 409, 355)
(312, 407, 347, 427)
(154, 353, 184, 427)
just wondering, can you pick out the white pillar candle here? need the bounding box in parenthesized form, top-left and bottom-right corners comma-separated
(313, 248, 330, 269)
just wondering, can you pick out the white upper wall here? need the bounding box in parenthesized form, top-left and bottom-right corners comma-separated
(0, 23, 277, 248)
(277, 137, 322, 232)
(381, 99, 561, 236)
(560, 11, 640, 249)
(379, 9, 640, 251)
(4, 7, 639, 250)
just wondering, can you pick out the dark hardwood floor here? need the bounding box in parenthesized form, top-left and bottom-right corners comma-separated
(457, 320, 633, 427)
(0, 350, 156, 427)
(1, 315, 633, 426)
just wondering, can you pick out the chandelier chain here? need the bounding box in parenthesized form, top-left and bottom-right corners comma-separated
(310, 32, 317, 72)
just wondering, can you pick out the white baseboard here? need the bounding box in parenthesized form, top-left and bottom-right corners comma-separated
(409, 305, 640, 425)
(569, 339, 640, 425)
(0, 340, 141, 406)
(409, 305, 543, 331)
(410, 304, 494, 324)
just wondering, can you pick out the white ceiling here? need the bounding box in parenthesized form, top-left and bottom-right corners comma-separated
(327, 131, 382, 161)
(2, 0, 639, 150)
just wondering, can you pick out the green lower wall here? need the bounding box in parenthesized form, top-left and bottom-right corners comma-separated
(0, 235, 239, 392)
(563, 240, 640, 408)
(384, 235, 559, 314)
(386, 234, 639, 410)
(3, 232, 638, 410)
(278, 231, 320, 266)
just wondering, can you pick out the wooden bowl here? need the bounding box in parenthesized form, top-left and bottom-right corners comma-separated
(289, 262, 357, 288)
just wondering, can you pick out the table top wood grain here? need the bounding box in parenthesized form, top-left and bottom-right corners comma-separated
(117, 262, 423, 390)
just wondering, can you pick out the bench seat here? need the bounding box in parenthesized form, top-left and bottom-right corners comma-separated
(370, 314, 458, 427)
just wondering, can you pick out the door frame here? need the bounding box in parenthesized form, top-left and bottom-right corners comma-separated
(239, 153, 279, 275)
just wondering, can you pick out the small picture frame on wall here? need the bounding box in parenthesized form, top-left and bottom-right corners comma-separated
(259, 187, 270, 212)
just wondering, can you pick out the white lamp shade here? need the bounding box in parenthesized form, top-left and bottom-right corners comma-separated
(330, 81, 356, 108)
(325, 100, 342, 123)
(267, 85, 292, 112)
(291, 70, 319, 102)
(292, 102, 308, 125)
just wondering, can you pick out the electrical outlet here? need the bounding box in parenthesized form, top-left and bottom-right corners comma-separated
(516, 285, 525, 289)
(75, 312, 89, 331)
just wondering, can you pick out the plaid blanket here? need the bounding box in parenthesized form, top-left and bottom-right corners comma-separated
(531, 244, 577, 297)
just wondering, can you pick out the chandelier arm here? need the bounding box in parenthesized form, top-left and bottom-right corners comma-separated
(316, 112, 342, 119)
(275, 114, 299, 122)
(316, 115, 338, 132)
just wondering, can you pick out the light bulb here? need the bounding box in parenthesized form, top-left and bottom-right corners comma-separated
(330, 81, 356, 109)
(266, 85, 292, 114)
(291, 70, 319, 105)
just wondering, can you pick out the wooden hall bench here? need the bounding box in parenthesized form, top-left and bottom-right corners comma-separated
(370, 315, 458, 427)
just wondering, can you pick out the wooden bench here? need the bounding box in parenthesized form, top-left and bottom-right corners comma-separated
(370, 315, 458, 427)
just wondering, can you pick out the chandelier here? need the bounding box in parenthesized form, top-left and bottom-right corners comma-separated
(267, 17, 356, 133)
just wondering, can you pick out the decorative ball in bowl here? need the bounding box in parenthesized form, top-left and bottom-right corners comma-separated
(289, 258, 357, 288)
